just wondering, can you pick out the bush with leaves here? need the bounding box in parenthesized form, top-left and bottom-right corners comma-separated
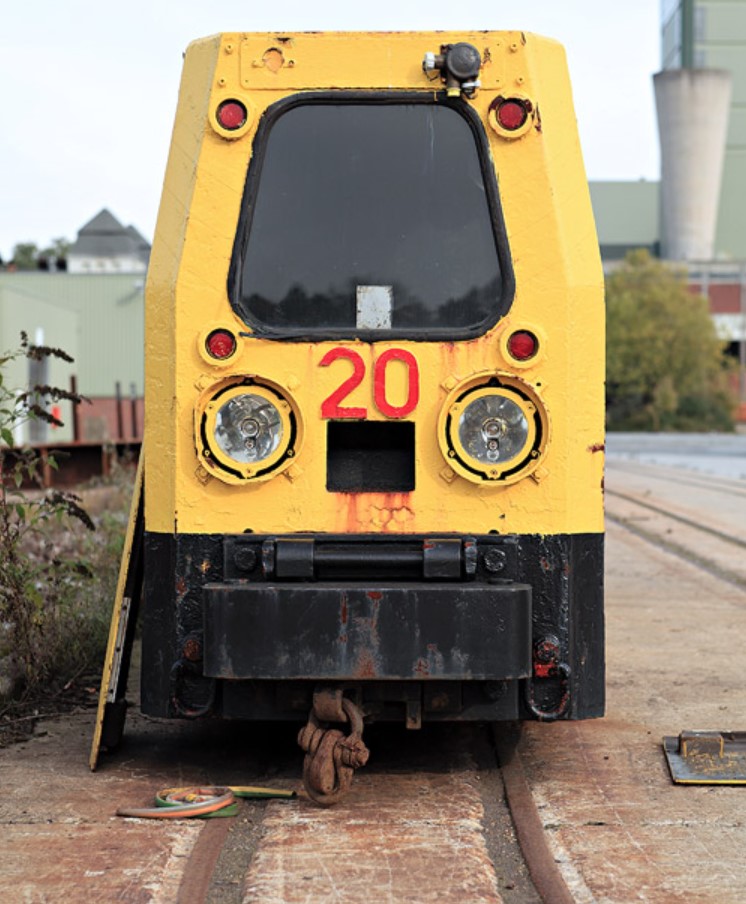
(606, 250, 736, 431)
(0, 334, 111, 702)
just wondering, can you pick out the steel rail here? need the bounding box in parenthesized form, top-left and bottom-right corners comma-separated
(606, 510, 746, 591)
(494, 727, 575, 904)
(605, 487, 746, 550)
(176, 818, 234, 904)
(606, 458, 746, 498)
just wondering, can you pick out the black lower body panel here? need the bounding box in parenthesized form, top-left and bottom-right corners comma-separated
(140, 531, 604, 723)
(203, 582, 531, 681)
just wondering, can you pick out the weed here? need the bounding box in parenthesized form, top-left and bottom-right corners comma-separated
(0, 334, 127, 706)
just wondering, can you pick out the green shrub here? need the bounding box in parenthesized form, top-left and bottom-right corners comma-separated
(606, 250, 736, 432)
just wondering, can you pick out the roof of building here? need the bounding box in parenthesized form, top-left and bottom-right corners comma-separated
(68, 208, 150, 263)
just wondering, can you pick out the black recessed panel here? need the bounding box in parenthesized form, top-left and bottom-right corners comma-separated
(327, 421, 415, 492)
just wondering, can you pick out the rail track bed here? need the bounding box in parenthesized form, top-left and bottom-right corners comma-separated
(1, 455, 746, 902)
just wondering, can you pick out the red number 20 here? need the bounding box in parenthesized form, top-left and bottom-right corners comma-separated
(320, 347, 419, 419)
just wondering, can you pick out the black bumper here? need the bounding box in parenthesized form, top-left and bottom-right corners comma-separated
(141, 531, 604, 721)
(203, 582, 532, 681)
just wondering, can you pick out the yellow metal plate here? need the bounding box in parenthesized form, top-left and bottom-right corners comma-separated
(89, 457, 144, 771)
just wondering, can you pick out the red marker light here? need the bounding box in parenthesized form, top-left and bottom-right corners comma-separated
(507, 330, 538, 361)
(497, 99, 529, 131)
(216, 100, 247, 131)
(206, 329, 237, 359)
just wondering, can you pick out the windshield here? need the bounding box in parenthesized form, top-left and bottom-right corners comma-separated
(230, 99, 511, 337)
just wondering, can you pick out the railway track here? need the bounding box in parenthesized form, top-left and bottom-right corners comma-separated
(605, 458, 746, 589)
(606, 487, 746, 550)
(155, 439, 746, 904)
(4, 451, 746, 902)
(166, 721, 571, 904)
(607, 457, 746, 499)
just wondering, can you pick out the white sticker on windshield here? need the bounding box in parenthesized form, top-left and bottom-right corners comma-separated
(356, 285, 393, 330)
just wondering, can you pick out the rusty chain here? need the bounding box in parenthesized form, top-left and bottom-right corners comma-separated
(298, 695, 370, 806)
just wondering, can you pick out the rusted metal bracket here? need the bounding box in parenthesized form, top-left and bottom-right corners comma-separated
(663, 731, 746, 784)
(169, 658, 216, 719)
(524, 636, 571, 722)
(298, 689, 370, 806)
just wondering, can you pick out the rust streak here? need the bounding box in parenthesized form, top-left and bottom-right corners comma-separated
(344, 492, 361, 533)
(353, 648, 379, 678)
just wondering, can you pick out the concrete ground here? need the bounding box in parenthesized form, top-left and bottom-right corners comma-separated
(1, 449, 745, 902)
(519, 459, 746, 903)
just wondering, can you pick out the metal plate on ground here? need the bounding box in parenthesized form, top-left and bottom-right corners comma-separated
(663, 731, 746, 784)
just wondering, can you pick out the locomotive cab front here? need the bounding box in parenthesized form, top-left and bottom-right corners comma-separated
(133, 32, 604, 793)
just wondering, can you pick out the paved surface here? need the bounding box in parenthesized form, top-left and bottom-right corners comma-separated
(0, 687, 523, 903)
(520, 454, 746, 903)
(0, 719, 201, 902)
(243, 771, 502, 904)
(2, 438, 746, 902)
(605, 459, 746, 585)
(520, 521, 746, 902)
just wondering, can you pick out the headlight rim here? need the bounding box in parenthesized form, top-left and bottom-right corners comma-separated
(438, 372, 549, 485)
(196, 377, 302, 483)
(449, 386, 537, 475)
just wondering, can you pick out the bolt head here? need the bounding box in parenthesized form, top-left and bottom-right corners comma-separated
(483, 547, 507, 573)
(233, 545, 257, 573)
(535, 635, 560, 663)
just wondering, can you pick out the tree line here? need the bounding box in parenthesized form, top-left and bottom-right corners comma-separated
(0, 239, 70, 271)
(606, 250, 736, 431)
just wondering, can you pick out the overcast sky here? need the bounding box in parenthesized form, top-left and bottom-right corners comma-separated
(0, 1, 661, 261)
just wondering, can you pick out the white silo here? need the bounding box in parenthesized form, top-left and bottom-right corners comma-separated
(654, 69, 732, 261)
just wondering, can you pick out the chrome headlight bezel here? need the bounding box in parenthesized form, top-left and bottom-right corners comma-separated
(196, 378, 302, 483)
(438, 373, 548, 484)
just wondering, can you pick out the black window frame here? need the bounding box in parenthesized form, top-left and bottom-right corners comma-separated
(227, 91, 515, 342)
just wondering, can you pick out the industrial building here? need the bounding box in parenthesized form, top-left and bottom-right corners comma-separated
(67, 209, 150, 275)
(591, 0, 746, 414)
(0, 213, 145, 446)
(0, 273, 144, 446)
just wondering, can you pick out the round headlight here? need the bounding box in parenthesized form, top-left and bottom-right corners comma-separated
(197, 380, 302, 483)
(214, 393, 283, 464)
(438, 375, 548, 484)
(457, 394, 529, 466)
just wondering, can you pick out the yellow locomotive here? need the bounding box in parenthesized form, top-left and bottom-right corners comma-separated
(93, 31, 604, 802)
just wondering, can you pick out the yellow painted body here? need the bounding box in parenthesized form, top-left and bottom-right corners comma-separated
(145, 32, 604, 538)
